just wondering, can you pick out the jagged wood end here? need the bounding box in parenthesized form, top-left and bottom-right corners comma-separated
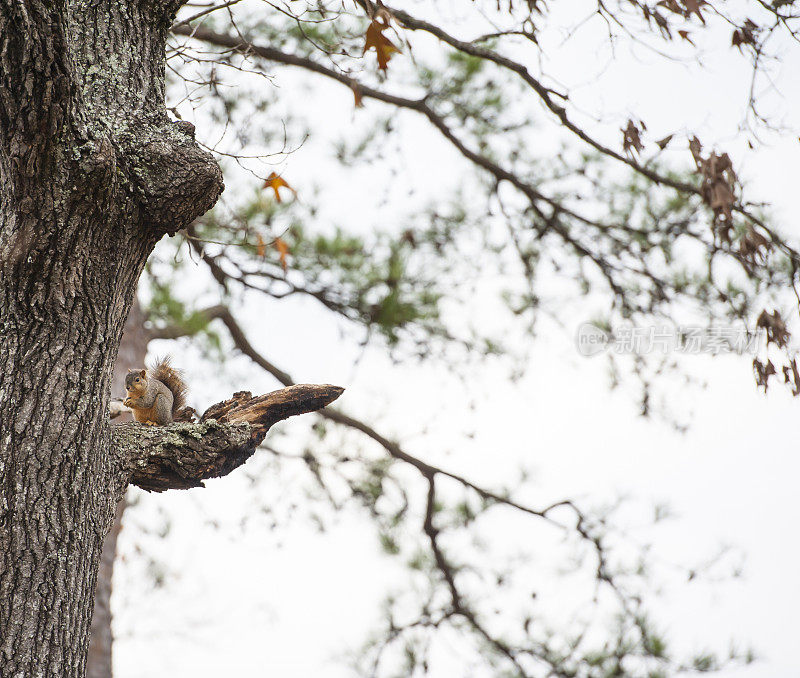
(115, 384, 344, 492)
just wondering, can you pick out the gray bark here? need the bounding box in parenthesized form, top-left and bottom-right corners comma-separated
(0, 1, 223, 675)
(85, 314, 343, 675)
(119, 385, 344, 492)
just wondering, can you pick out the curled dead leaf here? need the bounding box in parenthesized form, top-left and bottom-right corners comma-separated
(275, 237, 289, 272)
(732, 20, 758, 49)
(621, 119, 646, 156)
(689, 136, 703, 165)
(783, 359, 800, 396)
(682, 0, 705, 24)
(657, 0, 684, 15)
(690, 138, 739, 236)
(656, 134, 674, 150)
(738, 226, 771, 263)
(756, 309, 789, 349)
(753, 358, 776, 392)
(363, 18, 399, 71)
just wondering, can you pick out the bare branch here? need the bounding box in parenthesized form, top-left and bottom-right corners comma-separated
(171, 20, 800, 265)
(151, 299, 608, 540)
(172, 0, 243, 29)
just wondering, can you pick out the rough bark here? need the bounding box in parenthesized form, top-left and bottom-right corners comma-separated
(84, 311, 343, 675)
(118, 385, 344, 492)
(87, 300, 149, 678)
(0, 1, 225, 675)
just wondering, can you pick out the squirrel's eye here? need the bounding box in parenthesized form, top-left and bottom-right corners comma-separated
(135, 378, 140, 383)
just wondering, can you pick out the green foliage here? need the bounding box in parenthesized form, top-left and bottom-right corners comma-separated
(379, 532, 401, 556)
(692, 653, 718, 672)
(284, 221, 446, 347)
(145, 271, 223, 353)
(351, 458, 392, 512)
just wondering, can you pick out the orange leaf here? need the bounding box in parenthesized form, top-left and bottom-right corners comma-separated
(263, 172, 297, 202)
(256, 233, 267, 258)
(363, 19, 399, 71)
(274, 237, 289, 272)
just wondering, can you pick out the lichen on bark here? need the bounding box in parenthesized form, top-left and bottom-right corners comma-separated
(115, 385, 344, 492)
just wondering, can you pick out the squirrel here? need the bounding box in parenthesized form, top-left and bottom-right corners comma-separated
(123, 356, 193, 426)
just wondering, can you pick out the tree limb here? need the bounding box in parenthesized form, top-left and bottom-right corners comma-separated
(146, 300, 596, 527)
(171, 21, 800, 263)
(115, 383, 343, 492)
(164, 25, 699, 298)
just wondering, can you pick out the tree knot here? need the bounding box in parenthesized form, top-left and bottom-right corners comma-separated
(118, 118, 223, 235)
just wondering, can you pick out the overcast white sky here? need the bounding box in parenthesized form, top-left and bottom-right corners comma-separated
(113, 2, 800, 676)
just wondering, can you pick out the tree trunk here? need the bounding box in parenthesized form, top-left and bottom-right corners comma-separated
(87, 299, 149, 678)
(0, 1, 223, 675)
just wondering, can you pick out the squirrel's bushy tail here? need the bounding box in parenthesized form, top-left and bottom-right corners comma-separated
(151, 356, 193, 422)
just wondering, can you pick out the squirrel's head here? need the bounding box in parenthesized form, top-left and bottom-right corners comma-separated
(125, 369, 148, 394)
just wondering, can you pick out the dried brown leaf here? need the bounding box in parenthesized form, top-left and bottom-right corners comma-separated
(622, 119, 645, 156)
(757, 310, 789, 349)
(732, 20, 758, 49)
(364, 18, 399, 71)
(656, 134, 674, 150)
(738, 226, 771, 262)
(753, 358, 776, 392)
(682, 0, 705, 24)
(275, 237, 290, 272)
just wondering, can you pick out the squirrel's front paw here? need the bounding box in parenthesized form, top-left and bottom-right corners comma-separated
(144, 421, 157, 426)
(123, 398, 133, 408)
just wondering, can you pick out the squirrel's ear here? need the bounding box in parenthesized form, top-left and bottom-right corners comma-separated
(139, 369, 147, 377)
